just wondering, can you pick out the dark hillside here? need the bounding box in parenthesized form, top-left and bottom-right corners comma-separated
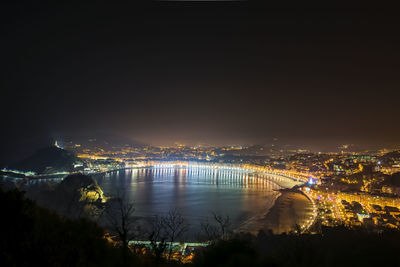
(6, 146, 85, 174)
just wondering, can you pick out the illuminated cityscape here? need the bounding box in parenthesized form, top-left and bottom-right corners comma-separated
(2, 2, 400, 267)
(3, 140, 400, 231)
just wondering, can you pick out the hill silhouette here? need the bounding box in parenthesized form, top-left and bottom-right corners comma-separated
(7, 146, 85, 174)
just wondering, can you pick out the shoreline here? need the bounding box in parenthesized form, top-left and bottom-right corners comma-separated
(2, 166, 313, 236)
(256, 189, 314, 234)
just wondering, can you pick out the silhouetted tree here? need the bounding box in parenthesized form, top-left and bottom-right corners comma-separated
(162, 209, 189, 260)
(104, 196, 139, 263)
(200, 211, 232, 241)
(148, 215, 168, 263)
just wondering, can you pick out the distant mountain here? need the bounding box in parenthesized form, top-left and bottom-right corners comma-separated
(6, 146, 85, 174)
(62, 133, 146, 148)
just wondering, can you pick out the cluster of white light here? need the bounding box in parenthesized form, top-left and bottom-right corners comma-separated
(152, 162, 249, 172)
(1, 168, 36, 176)
(149, 161, 306, 184)
(153, 164, 178, 168)
(188, 164, 246, 171)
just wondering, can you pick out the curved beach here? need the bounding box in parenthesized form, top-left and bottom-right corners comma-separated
(261, 190, 314, 234)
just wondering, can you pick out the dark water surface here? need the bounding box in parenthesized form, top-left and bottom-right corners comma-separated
(93, 167, 283, 236)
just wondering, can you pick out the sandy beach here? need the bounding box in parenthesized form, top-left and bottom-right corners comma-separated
(260, 190, 313, 234)
(236, 189, 314, 235)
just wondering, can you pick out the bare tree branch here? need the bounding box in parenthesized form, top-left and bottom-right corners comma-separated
(104, 193, 139, 263)
(200, 211, 232, 241)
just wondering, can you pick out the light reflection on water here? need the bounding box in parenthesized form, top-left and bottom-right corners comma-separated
(93, 167, 283, 235)
(1, 167, 290, 238)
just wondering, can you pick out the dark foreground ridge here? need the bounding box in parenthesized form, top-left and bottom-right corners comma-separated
(2, 184, 400, 267)
(0, 185, 123, 267)
(6, 146, 85, 174)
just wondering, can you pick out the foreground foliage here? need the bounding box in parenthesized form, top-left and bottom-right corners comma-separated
(2, 186, 400, 267)
(0, 187, 124, 267)
(194, 227, 400, 267)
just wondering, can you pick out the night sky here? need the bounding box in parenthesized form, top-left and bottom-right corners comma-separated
(2, 3, 400, 162)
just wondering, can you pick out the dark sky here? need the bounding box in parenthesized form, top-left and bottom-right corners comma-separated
(2, 3, 400, 161)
